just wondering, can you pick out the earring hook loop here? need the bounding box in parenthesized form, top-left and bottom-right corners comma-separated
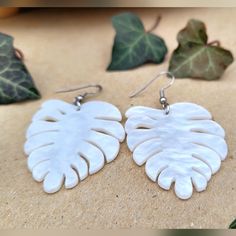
(55, 84, 102, 97)
(129, 71, 175, 115)
(55, 84, 103, 109)
(129, 71, 175, 98)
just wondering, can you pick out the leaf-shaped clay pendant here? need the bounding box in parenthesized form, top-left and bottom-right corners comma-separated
(24, 100, 125, 193)
(125, 102, 228, 200)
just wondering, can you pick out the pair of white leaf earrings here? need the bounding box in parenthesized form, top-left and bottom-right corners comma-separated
(24, 71, 228, 200)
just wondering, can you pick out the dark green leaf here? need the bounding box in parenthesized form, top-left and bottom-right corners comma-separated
(169, 19, 234, 80)
(0, 32, 40, 104)
(229, 219, 236, 229)
(107, 12, 168, 71)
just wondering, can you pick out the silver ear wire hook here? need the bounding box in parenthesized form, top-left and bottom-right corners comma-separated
(55, 84, 103, 110)
(129, 71, 175, 115)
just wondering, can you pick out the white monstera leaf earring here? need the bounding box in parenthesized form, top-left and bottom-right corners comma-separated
(24, 84, 125, 193)
(125, 71, 228, 200)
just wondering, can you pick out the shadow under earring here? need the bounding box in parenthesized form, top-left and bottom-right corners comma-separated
(24, 84, 125, 193)
(125, 71, 228, 200)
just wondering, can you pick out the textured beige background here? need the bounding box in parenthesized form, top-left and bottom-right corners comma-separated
(0, 8, 235, 229)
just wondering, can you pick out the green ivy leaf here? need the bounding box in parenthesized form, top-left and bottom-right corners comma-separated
(0, 32, 40, 104)
(107, 12, 168, 71)
(229, 219, 236, 229)
(169, 19, 234, 80)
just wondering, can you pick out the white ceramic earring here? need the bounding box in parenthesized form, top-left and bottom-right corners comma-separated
(24, 84, 125, 193)
(125, 72, 228, 200)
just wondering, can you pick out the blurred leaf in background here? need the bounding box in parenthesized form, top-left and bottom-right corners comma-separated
(0, 32, 40, 104)
(107, 12, 168, 71)
(169, 19, 234, 80)
(229, 218, 236, 229)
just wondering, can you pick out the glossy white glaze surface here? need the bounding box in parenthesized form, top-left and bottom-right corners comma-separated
(125, 102, 228, 200)
(25, 99, 125, 193)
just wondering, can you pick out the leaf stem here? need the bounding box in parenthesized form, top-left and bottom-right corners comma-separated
(147, 15, 161, 33)
(14, 47, 24, 61)
(208, 40, 221, 46)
